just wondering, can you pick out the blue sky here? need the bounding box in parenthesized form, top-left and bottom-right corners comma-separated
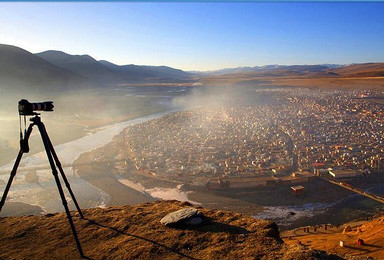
(0, 2, 383, 71)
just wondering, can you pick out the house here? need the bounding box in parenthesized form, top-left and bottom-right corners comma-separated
(328, 169, 362, 179)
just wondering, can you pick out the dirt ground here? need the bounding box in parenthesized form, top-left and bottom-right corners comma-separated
(282, 216, 384, 259)
(0, 200, 339, 260)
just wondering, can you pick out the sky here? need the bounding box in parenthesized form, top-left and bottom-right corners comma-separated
(0, 2, 383, 71)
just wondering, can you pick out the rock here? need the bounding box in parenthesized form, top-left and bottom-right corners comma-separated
(160, 207, 203, 227)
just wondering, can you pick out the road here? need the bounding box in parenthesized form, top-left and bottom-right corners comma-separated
(322, 177, 384, 205)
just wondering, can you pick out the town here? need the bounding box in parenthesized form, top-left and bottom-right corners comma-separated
(122, 88, 384, 189)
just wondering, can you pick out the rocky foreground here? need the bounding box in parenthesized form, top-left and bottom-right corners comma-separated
(0, 200, 342, 260)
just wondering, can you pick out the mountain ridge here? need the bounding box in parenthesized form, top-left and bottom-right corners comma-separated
(0, 44, 97, 93)
(37, 50, 192, 84)
(36, 50, 126, 84)
(2, 43, 384, 92)
(192, 64, 346, 75)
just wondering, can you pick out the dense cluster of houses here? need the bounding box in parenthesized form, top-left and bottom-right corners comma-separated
(121, 89, 384, 188)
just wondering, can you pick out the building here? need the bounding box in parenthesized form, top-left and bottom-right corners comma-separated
(328, 169, 362, 179)
(206, 176, 275, 190)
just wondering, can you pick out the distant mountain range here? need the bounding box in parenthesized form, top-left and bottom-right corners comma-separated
(200, 63, 384, 79)
(98, 60, 191, 83)
(36, 50, 191, 84)
(201, 62, 384, 90)
(0, 44, 96, 93)
(192, 64, 346, 76)
(0, 44, 194, 93)
(1, 43, 384, 93)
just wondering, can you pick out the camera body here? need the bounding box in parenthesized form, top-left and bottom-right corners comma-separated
(18, 99, 54, 115)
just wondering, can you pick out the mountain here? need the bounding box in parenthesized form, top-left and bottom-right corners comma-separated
(36, 50, 192, 84)
(330, 63, 384, 77)
(0, 44, 96, 93)
(36, 51, 123, 84)
(200, 62, 384, 90)
(192, 66, 260, 75)
(2, 43, 382, 92)
(195, 64, 344, 76)
(0, 200, 340, 259)
(99, 60, 193, 83)
(199, 63, 384, 79)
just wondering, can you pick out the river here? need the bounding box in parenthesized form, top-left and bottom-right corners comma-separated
(0, 108, 182, 213)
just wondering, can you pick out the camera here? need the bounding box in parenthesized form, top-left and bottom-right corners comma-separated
(18, 99, 54, 115)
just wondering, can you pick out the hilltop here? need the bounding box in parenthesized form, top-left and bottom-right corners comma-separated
(0, 200, 341, 260)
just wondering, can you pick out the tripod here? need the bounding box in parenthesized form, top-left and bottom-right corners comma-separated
(0, 114, 85, 257)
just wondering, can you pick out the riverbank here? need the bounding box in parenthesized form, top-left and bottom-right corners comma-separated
(0, 88, 176, 167)
(0, 107, 181, 215)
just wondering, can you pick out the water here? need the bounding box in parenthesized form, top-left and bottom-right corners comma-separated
(0, 109, 181, 213)
(256, 188, 384, 229)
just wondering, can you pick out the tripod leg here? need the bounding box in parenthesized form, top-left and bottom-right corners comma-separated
(41, 123, 84, 219)
(0, 124, 34, 213)
(37, 123, 84, 258)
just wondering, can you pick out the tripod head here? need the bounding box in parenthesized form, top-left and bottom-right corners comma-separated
(30, 114, 42, 123)
(18, 101, 51, 153)
(18, 99, 54, 152)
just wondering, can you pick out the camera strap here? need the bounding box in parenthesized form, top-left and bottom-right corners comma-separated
(19, 114, 28, 152)
(19, 114, 22, 141)
(24, 115, 27, 137)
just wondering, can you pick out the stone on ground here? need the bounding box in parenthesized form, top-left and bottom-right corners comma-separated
(160, 207, 203, 226)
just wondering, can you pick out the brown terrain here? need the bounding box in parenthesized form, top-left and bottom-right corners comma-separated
(200, 63, 384, 90)
(283, 217, 384, 259)
(0, 200, 343, 260)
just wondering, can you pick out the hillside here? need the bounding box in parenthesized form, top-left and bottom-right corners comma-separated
(197, 63, 384, 78)
(0, 201, 341, 260)
(283, 216, 384, 259)
(2, 43, 383, 91)
(330, 63, 384, 78)
(0, 44, 97, 93)
(196, 64, 345, 76)
(200, 63, 384, 90)
(99, 60, 192, 83)
(36, 51, 122, 84)
(36, 50, 192, 84)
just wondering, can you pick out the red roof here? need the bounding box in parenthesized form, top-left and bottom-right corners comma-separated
(313, 163, 325, 166)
